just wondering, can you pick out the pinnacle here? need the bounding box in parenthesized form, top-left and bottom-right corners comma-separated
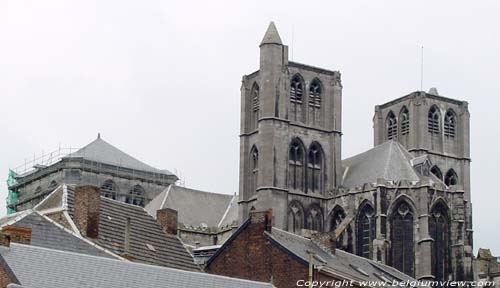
(260, 21, 282, 46)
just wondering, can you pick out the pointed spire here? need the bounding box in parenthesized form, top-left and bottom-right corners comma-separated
(97, 132, 101, 139)
(260, 21, 282, 46)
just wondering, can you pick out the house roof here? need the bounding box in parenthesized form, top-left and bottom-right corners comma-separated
(341, 141, 421, 188)
(63, 136, 175, 176)
(63, 186, 199, 271)
(0, 243, 274, 288)
(145, 185, 238, 229)
(0, 210, 114, 259)
(265, 228, 416, 284)
(31, 184, 198, 271)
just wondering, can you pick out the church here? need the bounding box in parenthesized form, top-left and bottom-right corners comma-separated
(5, 22, 474, 282)
(237, 22, 473, 281)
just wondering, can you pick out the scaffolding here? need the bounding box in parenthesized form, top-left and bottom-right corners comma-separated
(6, 170, 18, 214)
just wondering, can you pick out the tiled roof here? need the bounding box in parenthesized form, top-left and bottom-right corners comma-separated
(65, 186, 199, 271)
(0, 243, 274, 288)
(266, 228, 416, 284)
(63, 137, 175, 176)
(0, 210, 114, 259)
(341, 141, 421, 188)
(145, 185, 238, 229)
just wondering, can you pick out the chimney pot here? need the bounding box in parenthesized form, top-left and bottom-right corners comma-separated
(74, 185, 101, 239)
(156, 208, 178, 235)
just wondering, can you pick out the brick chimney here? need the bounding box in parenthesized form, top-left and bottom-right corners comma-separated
(156, 208, 178, 235)
(309, 231, 336, 255)
(249, 209, 273, 233)
(0, 226, 32, 247)
(74, 185, 101, 239)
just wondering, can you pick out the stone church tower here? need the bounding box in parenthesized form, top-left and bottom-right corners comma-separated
(239, 22, 473, 281)
(238, 22, 343, 229)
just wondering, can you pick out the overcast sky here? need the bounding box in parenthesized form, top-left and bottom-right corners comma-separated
(1, 0, 498, 255)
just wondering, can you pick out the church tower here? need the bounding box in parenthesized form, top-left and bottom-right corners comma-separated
(238, 22, 343, 230)
(373, 88, 473, 280)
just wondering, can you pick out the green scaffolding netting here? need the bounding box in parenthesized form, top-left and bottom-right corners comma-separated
(6, 169, 18, 214)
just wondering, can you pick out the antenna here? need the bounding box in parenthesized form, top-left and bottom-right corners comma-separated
(420, 45, 424, 91)
(291, 24, 295, 61)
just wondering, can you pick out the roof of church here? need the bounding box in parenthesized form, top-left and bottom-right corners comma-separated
(341, 140, 421, 188)
(260, 21, 282, 46)
(0, 210, 115, 259)
(63, 136, 176, 176)
(145, 185, 238, 229)
(0, 243, 273, 288)
(264, 228, 416, 284)
(31, 185, 199, 271)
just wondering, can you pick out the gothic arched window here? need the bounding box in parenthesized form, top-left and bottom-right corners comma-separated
(356, 202, 375, 259)
(428, 105, 441, 134)
(444, 169, 458, 186)
(101, 180, 118, 200)
(126, 185, 145, 207)
(307, 205, 323, 231)
(288, 202, 304, 233)
(250, 83, 260, 131)
(400, 106, 410, 135)
(386, 111, 398, 140)
(444, 109, 456, 138)
(331, 206, 346, 247)
(289, 138, 305, 191)
(307, 143, 324, 194)
(309, 79, 322, 126)
(431, 165, 443, 181)
(391, 201, 415, 276)
(429, 202, 451, 281)
(249, 146, 259, 194)
(290, 74, 305, 122)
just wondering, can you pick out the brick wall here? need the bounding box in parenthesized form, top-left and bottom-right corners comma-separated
(156, 208, 178, 235)
(206, 210, 312, 287)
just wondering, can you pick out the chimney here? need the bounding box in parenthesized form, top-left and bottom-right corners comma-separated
(309, 231, 336, 255)
(0, 226, 32, 247)
(249, 209, 273, 233)
(156, 208, 178, 235)
(74, 185, 101, 239)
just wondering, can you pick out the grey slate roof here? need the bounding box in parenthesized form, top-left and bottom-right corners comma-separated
(63, 137, 175, 176)
(145, 185, 238, 229)
(2, 211, 113, 259)
(65, 186, 199, 271)
(0, 243, 274, 288)
(266, 228, 416, 284)
(341, 140, 421, 188)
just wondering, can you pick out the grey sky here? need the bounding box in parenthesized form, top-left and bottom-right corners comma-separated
(1, 0, 498, 255)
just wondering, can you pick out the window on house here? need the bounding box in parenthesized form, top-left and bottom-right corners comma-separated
(290, 75, 304, 122)
(309, 79, 322, 126)
(400, 107, 410, 135)
(307, 143, 323, 194)
(126, 185, 145, 207)
(101, 180, 118, 200)
(387, 111, 398, 140)
(444, 110, 456, 138)
(391, 202, 415, 277)
(444, 169, 458, 186)
(289, 139, 305, 191)
(288, 202, 304, 233)
(307, 205, 323, 231)
(331, 206, 346, 248)
(251, 83, 260, 131)
(428, 106, 441, 134)
(429, 202, 451, 282)
(356, 203, 375, 259)
(250, 146, 259, 194)
(430, 166, 443, 181)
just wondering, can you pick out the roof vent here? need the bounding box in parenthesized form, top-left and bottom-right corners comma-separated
(428, 87, 439, 96)
(146, 243, 156, 251)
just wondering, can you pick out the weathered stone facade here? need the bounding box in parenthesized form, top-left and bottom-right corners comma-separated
(238, 22, 473, 281)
